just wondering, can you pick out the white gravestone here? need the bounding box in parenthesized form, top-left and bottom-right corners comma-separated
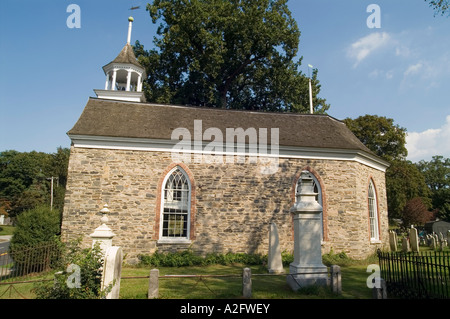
(102, 246, 123, 299)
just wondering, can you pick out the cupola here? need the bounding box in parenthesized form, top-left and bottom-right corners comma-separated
(94, 17, 146, 102)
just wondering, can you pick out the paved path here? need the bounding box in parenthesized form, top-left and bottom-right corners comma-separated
(0, 235, 12, 243)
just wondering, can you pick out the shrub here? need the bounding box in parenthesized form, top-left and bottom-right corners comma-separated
(10, 205, 60, 250)
(9, 205, 61, 275)
(34, 240, 108, 299)
(137, 250, 294, 268)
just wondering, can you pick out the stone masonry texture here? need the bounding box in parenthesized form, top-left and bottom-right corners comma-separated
(61, 147, 389, 263)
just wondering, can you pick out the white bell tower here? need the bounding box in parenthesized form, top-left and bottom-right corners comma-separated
(94, 17, 146, 102)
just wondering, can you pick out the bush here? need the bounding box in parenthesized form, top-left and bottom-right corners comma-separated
(34, 240, 108, 299)
(322, 249, 354, 266)
(137, 250, 294, 268)
(10, 205, 60, 251)
(9, 205, 61, 275)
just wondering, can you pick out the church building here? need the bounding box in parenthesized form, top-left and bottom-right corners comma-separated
(61, 17, 390, 262)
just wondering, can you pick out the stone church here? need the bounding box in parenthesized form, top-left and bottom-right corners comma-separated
(61, 17, 390, 262)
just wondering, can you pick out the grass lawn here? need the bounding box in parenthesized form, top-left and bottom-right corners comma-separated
(0, 263, 374, 299)
(119, 263, 374, 299)
(0, 225, 15, 236)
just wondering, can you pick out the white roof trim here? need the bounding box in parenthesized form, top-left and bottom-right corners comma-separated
(69, 134, 389, 172)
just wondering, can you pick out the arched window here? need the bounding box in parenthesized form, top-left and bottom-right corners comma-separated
(368, 180, 379, 241)
(160, 167, 191, 239)
(295, 172, 324, 239)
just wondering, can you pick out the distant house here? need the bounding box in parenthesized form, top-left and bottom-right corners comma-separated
(61, 17, 390, 262)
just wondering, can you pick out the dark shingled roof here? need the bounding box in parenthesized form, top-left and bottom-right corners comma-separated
(103, 44, 143, 69)
(68, 98, 374, 155)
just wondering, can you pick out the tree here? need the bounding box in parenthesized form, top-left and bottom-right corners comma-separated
(0, 148, 70, 216)
(401, 197, 434, 229)
(343, 115, 408, 162)
(343, 115, 431, 221)
(385, 160, 431, 220)
(416, 156, 450, 221)
(425, 0, 450, 16)
(136, 0, 330, 112)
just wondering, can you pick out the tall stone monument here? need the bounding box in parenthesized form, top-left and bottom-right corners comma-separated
(287, 171, 328, 291)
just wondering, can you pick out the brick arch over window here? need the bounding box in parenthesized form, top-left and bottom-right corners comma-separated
(291, 166, 329, 241)
(153, 162, 196, 241)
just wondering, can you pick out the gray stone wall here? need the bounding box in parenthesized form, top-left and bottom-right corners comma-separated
(61, 146, 389, 262)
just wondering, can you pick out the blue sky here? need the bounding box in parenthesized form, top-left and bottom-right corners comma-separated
(0, 0, 449, 163)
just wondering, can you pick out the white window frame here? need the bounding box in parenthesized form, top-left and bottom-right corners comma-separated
(368, 180, 380, 242)
(158, 166, 192, 244)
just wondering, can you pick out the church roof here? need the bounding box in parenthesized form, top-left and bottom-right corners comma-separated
(68, 98, 377, 156)
(103, 43, 143, 70)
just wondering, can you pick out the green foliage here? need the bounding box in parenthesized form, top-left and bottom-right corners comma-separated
(138, 249, 294, 268)
(416, 155, 450, 222)
(425, 0, 450, 16)
(0, 148, 70, 216)
(322, 250, 353, 266)
(343, 115, 408, 162)
(136, 0, 329, 112)
(386, 160, 432, 220)
(34, 240, 107, 299)
(10, 205, 60, 251)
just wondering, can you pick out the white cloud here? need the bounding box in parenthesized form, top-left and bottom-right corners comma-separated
(404, 63, 423, 77)
(406, 115, 450, 162)
(347, 32, 392, 68)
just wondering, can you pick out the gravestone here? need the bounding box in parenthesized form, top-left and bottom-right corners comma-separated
(102, 246, 123, 299)
(402, 237, 410, 252)
(389, 231, 397, 252)
(268, 222, 284, 274)
(287, 171, 328, 291)
(430, 236, 436, 250)
(409, 226, 419, 252)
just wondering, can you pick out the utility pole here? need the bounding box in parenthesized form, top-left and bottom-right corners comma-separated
(46, 177, 57, 210)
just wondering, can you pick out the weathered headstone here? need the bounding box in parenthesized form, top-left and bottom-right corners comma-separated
(102, 246, 123, 299)
(409, 226, 419, 252)
(268, 222, 284, 274)
(402, 237, 410, 252)
(287, 171, 328, 291)
(389, 231, 397, 252)
(430, 236, 436, 250)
